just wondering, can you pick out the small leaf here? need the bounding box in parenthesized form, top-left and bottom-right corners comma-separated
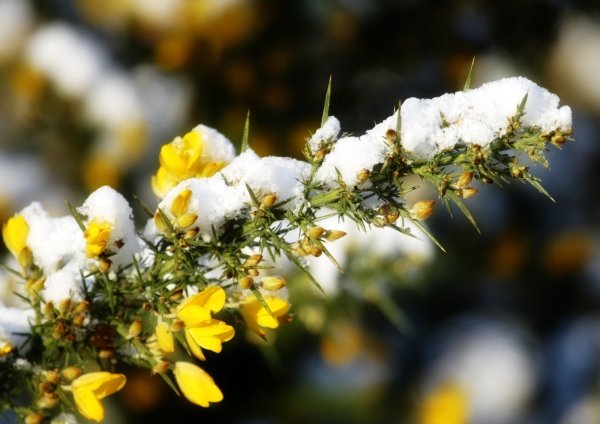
(0, 263, 25, 279)
(463, 57, 475, 92)
(132, 194, 154, 218)
(159, 373, 181, 396)
(374, 295, 412, 334)
(64, 199, 86, 232)
(241, 110, 250, 153)
(157, 207, 175, 234)
(446, 190, 481, 234)
(283, 249, 327, 296)
(321, 76, 332, 127)
(251, 286, 276, 321)
(245, 183, 261, 208)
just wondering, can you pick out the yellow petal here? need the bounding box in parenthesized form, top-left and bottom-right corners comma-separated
(159, 142, 187, 180)
(176, 213, 198, 229)
(240, 295, 290, 330)
(171, 189, 192, 218)
(156, 322, 175, 354)
(196, 162, 226, 178)
(176, 286, 225, 327)
(84, 220, 113, 259)
(72, 372, 126, 422)
(73, 387, 105, 422)
(173, 362, 223, 407)
(2, 215, 29, 260)
(176, 304, 212, 328)
(152, 166, 180, 199)
(186, 319, 235, 353)
(185, 328, 206, 361)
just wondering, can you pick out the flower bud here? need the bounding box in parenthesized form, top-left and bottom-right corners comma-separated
(99, 349, 114, 359)
(261, 276, 286, 291)
(260, 194, 278, 209)
(153, 361, 170, 374)
(551, 134, 566, 146)
(71, 315, 85, 328)
(385, 212, 399, 224)
(244, 254, 262, 267)
(52, 323, 67, 339)
(42, 370, 61, 384)
(184, 228, 199, 239)
(293, 242, 311, 256)
(154, 212, 168, 232)
(38, 382, 52, 393)
(385, 129, 397, 145)
(481, 175, 493, 184)
(238, 276, 254, 290)
(176, 213, 198, 229)
(307, 227, 325, 239)
(58, 298, 71, 313)
(456, 172, 474, 188)
(311, 246, 323, 257)
(170, 288, 184, 301)
(61, 366, 83, 381)
(247, 269, 260, 277)
(43, 301, 55, 318)
(99, 258, 112, 273)
(170, 319, 184, 332)
(457, 188, 478, 198)
(36, 392, 58, 409)
(411, 200, 435, 221)
(25, 413, 44, 424)
(324, 230, 346, 242)
(128, 319, 143, 339)
(511, 167, 523, 178)
(377, 204, 391, 216)
(18, 246, 33, 269)
(356, 169, 370, 184)
(73, 300, 90, 315)
(314, 148, 327, 162)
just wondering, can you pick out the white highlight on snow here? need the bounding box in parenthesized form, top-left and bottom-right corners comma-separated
(307, 116, 341, 154)
(0, 300, 34, 351)
(192, 124, 237, 165)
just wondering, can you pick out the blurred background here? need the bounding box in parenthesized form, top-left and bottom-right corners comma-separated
(1, 0, 600, 423)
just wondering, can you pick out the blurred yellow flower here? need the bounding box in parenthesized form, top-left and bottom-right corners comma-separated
(419, 381, 469, 424)
(176, 286, 225, 327)
(2, 215, 31, 268)
(71, 372, 126, 422)
(185, 319, 235, 361)
(173, 362, 223, 408)
(0, 340, 12, 357)
(151, 130, 228, 199)
(239, 295, 290, 337)
(84, 219, 113, 259)
(156, 322, 175, 355)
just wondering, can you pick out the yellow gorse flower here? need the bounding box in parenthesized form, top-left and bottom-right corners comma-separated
(84, 219, 113, 259)
(155, 322, 175, 355)
(2, 215, 32, 268)
(176, 286, 226, 327)
(419, 381, 469, 424)
(0, 340, 12, 357)
(151, 130, 228, 199)
(173, 362, 223, 408)
(239, 295, 291, 337)
(71, 372, 126, 422)
(185, 319, 235, 361)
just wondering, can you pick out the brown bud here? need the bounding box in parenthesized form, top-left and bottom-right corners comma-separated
(128, 319, 143, 339)
(356, 169, 370, 184)
(25, 413, 44, 424)
(184, 228, 199, 239)
(247, 268, 260, 277)
(377, 204, 391, 216)
(481, 176, 493, 184)
(260, 193, 278, 209)
(311, 246, 323, 257)
(170, 319, 184, 332)
(456, 171, 474, 188)
(152, 361, 170, 374)
(261, 276, 286, 291)
(38, 382, 52, 393)
(71, 315, 85, 328)
(143, 302, 153, 311)
(323, 230, 346, 242)
(458, 188, 479, 198)
(244, 254, 263, 267)
(385, 212, 400, 224)
(52, 322, 67, 339)
(170, 288, 184, 301)
(43, 301, 55, 318)
(99, 258, 112, 273)
(307, 227, 325, 239)
(61, 366, 83, 381)
(176, 213, 198, 229)
(238, 276, 254, 290)
(551, 135, 566, 146)
(73, 301, 90, 315)
(511, 167, 523, 178)
(314, 148, 327, 162)
(385, 129, 397, 145)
